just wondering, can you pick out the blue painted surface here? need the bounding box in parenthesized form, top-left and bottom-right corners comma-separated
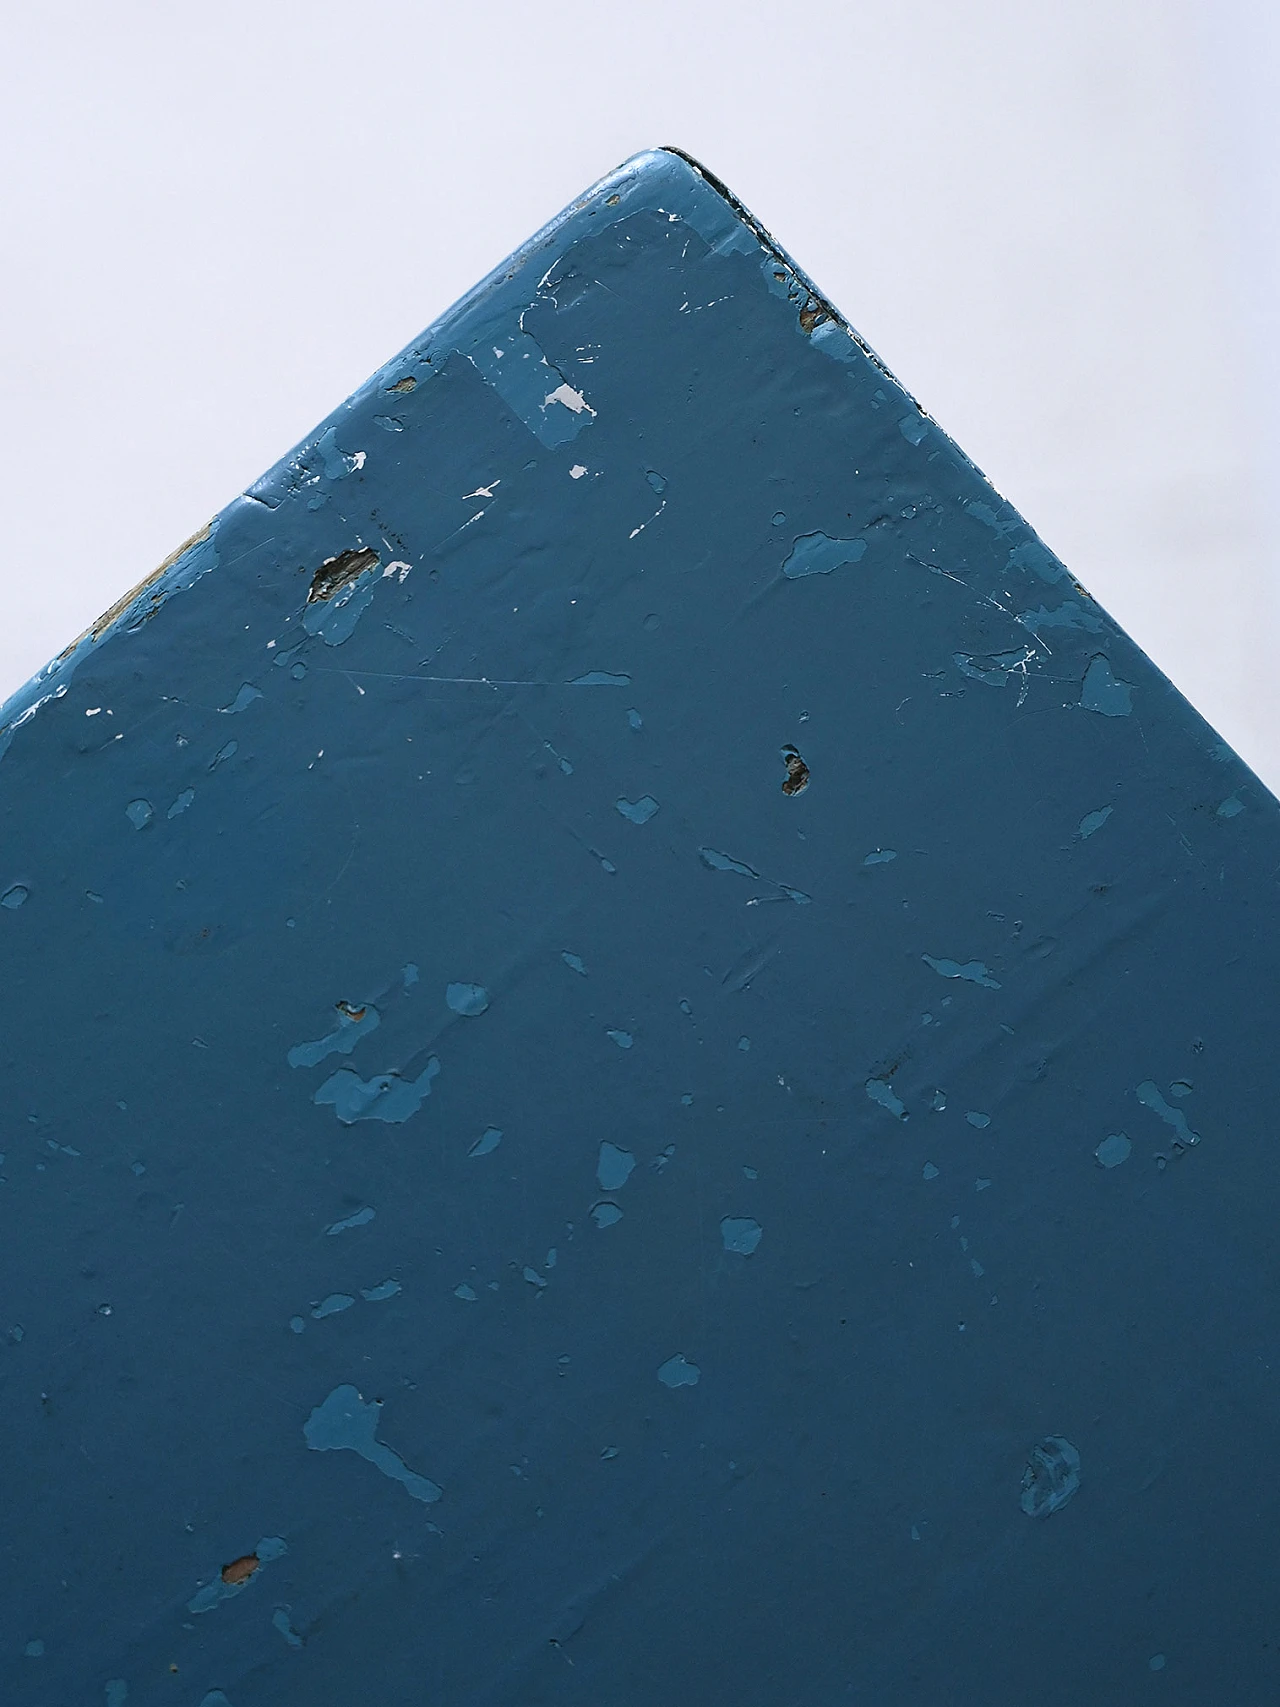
(1, 146, 1278, 1703)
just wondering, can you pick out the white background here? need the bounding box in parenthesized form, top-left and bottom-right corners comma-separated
(2, 1, 1277, 786)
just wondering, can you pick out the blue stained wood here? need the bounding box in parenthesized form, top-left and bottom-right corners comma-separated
(1, 147, 1276, 1704)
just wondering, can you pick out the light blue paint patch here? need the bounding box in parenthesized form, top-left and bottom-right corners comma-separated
(304, 1384, 442, 1503)
(627, 708, 643, 729)
(721, 1216, 763, 1255)
(325, 1206, 375, 1235)
(658, 1354, 700, 1388)
(782, 532, 868, 578)
(454, 1283, 477, 1301)
(606, 1028, 634, 1049)
(866, 1078, 906, 1120)
(592, 1201, 623, 1228)
(465, 329, 595, 448)
(1136, 1080, 1201, 1147)
(373, 414, 404, 432)
(302, 574, 377, 645)
(923, 955, 1001, 989)
(1021, 1436, 1081, 1517)
(361, 1280, 401, 1301)
(561, 951, 588, 976)
(316, 424, 362, 481)
(1170, 1080, 1192, 1098)
(469, 1127, 502, 1157)
(966, 1111, 991, 1129)
(568, 671, 630, 686)
(166, 789, 195, 819)
(1217, 794, 1245, 818)
(402, 962, 419, 990)
(24, 1640, 44, 1657)
(700, 846, 756, 878)
(219, 683, 263, 714)
(863, 849, 896, 865)
(1018, 601, 1103, 635)
(125, 799, 153, 830)
(200, 1694, 234, 1707)
(523, 1266, 547, 1288)
(1149, 1654, 1166, 1672)
(976, 1178, 992, 1191)
(2, 884, 28, 907)
(446, 982, 489, 1017)
(1095, 1133, 1132, 1169)
(697, 846, 811, 903)
(272, 1608, 303, 1648)
(288, 1003, 380, 1068)
(597, 1141, 636, 1192)
(209, 740, 238, 770)
(922, 1162, 940, 1180)
(289, 1317, 306, 1333)
(646, 470, 668, 493)
(898, 413, 927, 446)
(106, 1683, 128, 1707)
(743, 1165, 758, 1180)
(188, 1537, 288, 1612)
(1080, 655, 1132, 717)
(1078, 806, 1112, 839)
(964, 499, 1010, 534)
(737, 1036, 751, 1052)
(311, 1294, 355, 1319)
(615, 794, 659, 824)
(314, 1057, 440, 1125)
(1007, 538, 1066, 584)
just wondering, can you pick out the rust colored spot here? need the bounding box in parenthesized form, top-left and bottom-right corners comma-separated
(388, 375, 416, 394)
(308, 546, 380, 603)
(781, 746, 810, 796)
(606, 193, 621, 206)
(86, 520, 215, 642)
(798, 298, 828, 336)
(336, 1000, 366, 1021)
(221, 1553, 260, 1586)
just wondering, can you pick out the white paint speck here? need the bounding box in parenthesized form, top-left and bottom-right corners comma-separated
(382, 560, 413, 582)
(544, 383, 595, 417)
(570, 464, 587, 479)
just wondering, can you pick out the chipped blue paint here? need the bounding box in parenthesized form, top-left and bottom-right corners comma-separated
(1080, 654, 1133, 716)
(615, 794, 659, 824)
(288, 1002, 380, 1068)
(596, 1141, 636, 1192)
(866, 1077, 907, 1120)
(188, 1538, 287, 1614)
(657, 1355, 700, 1389)
(1136, 1080, 1202, 1149)
(781, 532, 867, 579)
(1096, 1133, 1132, 1169)
(3, 144, 1279, 1705)
(304, 1386, 441, 1503)
(720, 1216, 763, 1255)
(314, 1058, 440, 1124)
(445, 982, 489, 1017)
(325, 1205, 375, 1234)
(1077, 805, 1113, 839)
(922, 954, 1002, 989)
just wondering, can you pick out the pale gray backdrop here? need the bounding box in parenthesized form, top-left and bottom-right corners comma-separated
(3, 0, 1277, 785)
